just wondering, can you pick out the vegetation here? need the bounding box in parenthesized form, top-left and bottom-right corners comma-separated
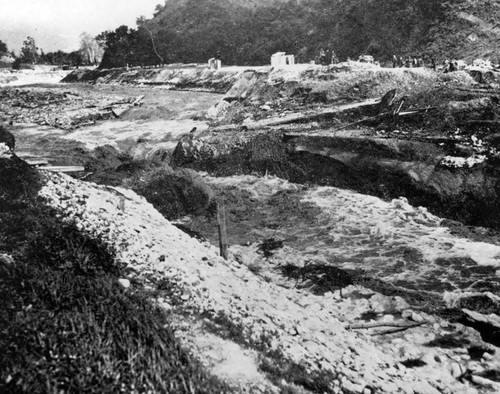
(3, 33, 102, 68)
(19, 36, 39, 65)
(0, 158, 229, 393)
(126, 166, 215, 220)
(0, 39, 7, 55)
(39, 50, 84, 68)
(4, 0, 500, 69)
(79, 32, 104, 65)
(97, 0, 500, 68)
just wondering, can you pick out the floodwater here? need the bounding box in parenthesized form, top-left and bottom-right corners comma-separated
(10, 82, 222, 162)
(192, 174, 500, 307)
(5, 71, 500, 305)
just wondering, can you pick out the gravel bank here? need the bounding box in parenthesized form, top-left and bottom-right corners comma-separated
(38, 170, 500, 393)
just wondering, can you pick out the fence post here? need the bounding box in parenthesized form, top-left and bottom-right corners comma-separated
(217, 200, 228, 260)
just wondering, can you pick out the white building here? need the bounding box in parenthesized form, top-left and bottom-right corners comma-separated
(271, 52, 295, 67)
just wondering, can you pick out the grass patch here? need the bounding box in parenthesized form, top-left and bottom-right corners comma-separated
(0, 159, 229, 393)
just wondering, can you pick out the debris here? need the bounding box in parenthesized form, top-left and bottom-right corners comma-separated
(348, 322, 425, 330)
(280, 262, 353, 297)
(0, 87, 137, 130)
(111, 105, 131, 118)
(257, 237, 284, 258)
(461, 309, 500, 346)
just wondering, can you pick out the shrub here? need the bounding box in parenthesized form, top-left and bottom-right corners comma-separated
(129, 166, 215, 220)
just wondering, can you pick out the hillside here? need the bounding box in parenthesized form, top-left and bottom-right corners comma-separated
(101, 0, 500, 68)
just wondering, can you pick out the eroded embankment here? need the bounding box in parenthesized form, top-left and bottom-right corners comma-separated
(62, 65, 250, 93)
(34, 166, 500, 394)
(171, 128, 500, 229)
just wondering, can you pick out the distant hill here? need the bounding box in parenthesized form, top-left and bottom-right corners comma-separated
(100, 0, 500, 68)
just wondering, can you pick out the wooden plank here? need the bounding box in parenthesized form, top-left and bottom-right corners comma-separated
(132, 95, 145, 106)
(41, 166, 85, 172)
(217, 200, 229, 260)
(25, 159, 50, 166)
(111, 105, 131, 118)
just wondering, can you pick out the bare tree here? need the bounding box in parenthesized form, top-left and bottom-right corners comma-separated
(137, 17, 164, 65)
(79, 32, 104, 65)
(20, 36, 39, 64)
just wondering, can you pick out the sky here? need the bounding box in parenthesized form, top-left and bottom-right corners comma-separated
(0, 0, 162, 53)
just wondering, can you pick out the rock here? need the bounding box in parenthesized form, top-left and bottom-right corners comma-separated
(408, 380, 441, 394)
(471, 375, 500, 390)
(0, 253, 14, 265)
(402, 309, 425, 322)
(461, 309, 500, 347)
(370, 294, 410, 313)
(341, 379, 365, 394)
(118, 278, 131, 288)
(450, 362, 464, 378)
(482, 352, 494, 360)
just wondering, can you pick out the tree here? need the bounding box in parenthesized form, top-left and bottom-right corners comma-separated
(20, 36, 39, 64)
(79, 32, 104, 65)
(98, 25, 134, 68)
(0, 39, 8, 55)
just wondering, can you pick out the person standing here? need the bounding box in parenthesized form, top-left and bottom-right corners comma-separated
(319, 48, 326, 65)
(331, 50, 338, 64)
(430, 57, 436, 71)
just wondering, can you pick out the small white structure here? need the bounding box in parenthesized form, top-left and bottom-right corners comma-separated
(208, 58, 222, 70)
(271, 52, 295, 67)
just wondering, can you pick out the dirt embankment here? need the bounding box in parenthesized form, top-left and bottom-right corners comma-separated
(4, 64, 500, 392)
(30, 163, 500, 394)
(171, 62, 500, 229)
(62, 65, 250, 93)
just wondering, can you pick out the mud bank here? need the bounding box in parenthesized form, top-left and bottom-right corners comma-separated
(172, 128, 500, 229)
(62, 65, 249, 93)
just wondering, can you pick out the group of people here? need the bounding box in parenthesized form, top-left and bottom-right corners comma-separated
(392, 55, 436, 70)
(443, 59, 460, 73)
(318, 48, 339, 65)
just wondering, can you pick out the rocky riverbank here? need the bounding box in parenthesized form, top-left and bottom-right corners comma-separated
(4, 63, 500, 392)
(33, 163, 500, 393)
(62, 65, 250, 93)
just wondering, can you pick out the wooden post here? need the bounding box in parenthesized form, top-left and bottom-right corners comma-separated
(217, 200, 228, 260)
